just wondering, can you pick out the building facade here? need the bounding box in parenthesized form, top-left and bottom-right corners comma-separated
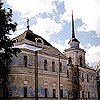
(0, 14, 98, 100)
(97, 63, 100, 100)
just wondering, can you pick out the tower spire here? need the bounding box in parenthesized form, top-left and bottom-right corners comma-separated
(68, 11, 80, 48)
(72, 11, 75, 38)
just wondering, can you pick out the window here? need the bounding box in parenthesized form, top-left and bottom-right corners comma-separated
(60, 89, 63, 98)
(67, 69, 69, 78)
(79, 56, 82, 67)
(87, 75, 89, 82)
(44, 88, 48, 97)
(78, 91, 80, 98)
(59, 62, 62, 73)
(52, 61, 55, 72)
(91, 75, 94, 83)
(68, 57, 72, 65)
(88, 92, 90, 98)
(53, 89, 56, 98)
(23, 56, 27, 67)
(24, 87, 27, 97)
(44, 60, 47, 70)
(82, 91, 84, 98)
(82, 73, 84, 82)
(35, 38, 44, 47)
(37, 39, 42, 43)
(3, 88, 8, 98)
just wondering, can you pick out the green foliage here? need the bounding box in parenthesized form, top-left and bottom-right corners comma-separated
(0, 2, 21, 88)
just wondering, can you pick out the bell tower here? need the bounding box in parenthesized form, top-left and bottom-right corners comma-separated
(64, 11, 86, 99)
(64, 11, 86, 67)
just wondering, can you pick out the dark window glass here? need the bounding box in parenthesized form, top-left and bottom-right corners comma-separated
(23, 56, 27, 67)
(53, 89, 56, 98)
(3, 88, 8, 98)
(87, 75, 89, 82)
(52, 61, 55, 72)
(60, 89, 63, 98)
(45, 88, 47, 98)
(78, 91, 80, 98)
(44, 60, 47, 70)
(82, 73, 84, 82)
(79, 56, 82, 67)
(59, 62, 62, 73)
(88, 92, 90, 98)
(82, 91, 84, 98)
(67, 69, 69, 78)
(68, 57, 72, 65)
(37, 39, 42, 43)
(24, 87, 27, 97)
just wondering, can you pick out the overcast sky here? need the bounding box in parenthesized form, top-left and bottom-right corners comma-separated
(3, 0, 100, 68)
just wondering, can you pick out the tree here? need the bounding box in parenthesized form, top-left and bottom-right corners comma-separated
(0, 1, 20, 97)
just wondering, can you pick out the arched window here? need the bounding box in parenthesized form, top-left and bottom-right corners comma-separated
(87, 74, 89, 82)
(82, 91, 84, 98)
(79, 56, 82, 67)
(91, 75, 94, 83)
(53, 89, 56, 98)
(82, 73, 84, 82)
(60, 89, 63, 98)
(35, 38, 44, 48)
(67, 69, 69, 78)
(44, 60, 47, 70)
(3, 88, 8, 98)
(24, 87, 27, 97)
(59, 62, 62, 73)
(44, 88, 48, 97)
(52, 61, 55, 72)
(88, 92, 90, 98)
(37, 39, 42, 43)
(23, 56, 27, 67)
(68, 57, 72, 65)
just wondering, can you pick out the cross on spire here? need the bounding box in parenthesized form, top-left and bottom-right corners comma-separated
(27, 18, 30, 30)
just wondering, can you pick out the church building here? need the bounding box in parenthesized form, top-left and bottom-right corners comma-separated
(0, 13, 98, 100)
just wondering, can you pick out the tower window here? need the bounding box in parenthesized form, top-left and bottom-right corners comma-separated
(23, 56, 27, 67)
(53, 89, 56, 98)
(24, 87, 27, 97)
(44, 88, 48, 98)
(79, 56, 82, 67)
(59, 62, 62, 73)
(44, 60, 47, 70)
(52, 61, 55, 72)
